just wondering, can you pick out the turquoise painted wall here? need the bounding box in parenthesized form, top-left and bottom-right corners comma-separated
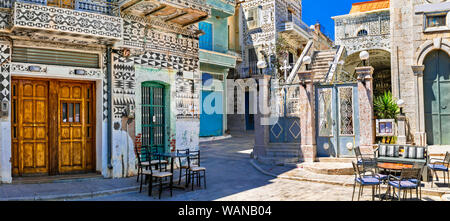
(199, 16, 229, 54)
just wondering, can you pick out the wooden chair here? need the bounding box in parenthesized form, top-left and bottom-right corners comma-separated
(140, 152, 173, 199)
(188, 150, 206, 190)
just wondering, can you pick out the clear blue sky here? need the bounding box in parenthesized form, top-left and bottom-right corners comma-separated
(302, 0, 363, 40)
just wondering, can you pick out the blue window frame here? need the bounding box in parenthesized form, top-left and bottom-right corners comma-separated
(199, 22, 213, 51)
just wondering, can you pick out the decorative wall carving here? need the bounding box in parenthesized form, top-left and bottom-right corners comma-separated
(0, 10, 11, 30)
(0, 43, 10, 103)
(334, 10, 391, 54)
(122, 15, 200, 61)
(10, 63, 47, 73)
(13, 2, 123, 41)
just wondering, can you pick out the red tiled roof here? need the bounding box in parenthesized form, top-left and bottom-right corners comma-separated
(349, 0, 389, 14)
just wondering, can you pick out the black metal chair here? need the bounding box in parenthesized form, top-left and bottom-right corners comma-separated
(361, 158, 388, 184)
(410, 162, 425, 200)
(135, 145, 150, 183)
(386, 168, 421, 201)
(355, 146, 375, 166)
(428, 151, 450, 188)
(177, 149, 190, 185)
(351, 161, 381, 201)
(140, 152, 173, 199)
(188, 150, 206, 190)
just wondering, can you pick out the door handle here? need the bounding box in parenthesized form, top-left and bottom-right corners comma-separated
(442, 105, 447, 110)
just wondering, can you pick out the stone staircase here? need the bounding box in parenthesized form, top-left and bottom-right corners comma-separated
(310, 49, 337, 82)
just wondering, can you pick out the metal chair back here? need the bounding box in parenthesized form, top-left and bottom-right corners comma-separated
(399, 168, 421, 180)
(177, 149, 190, 168)
(360, 158, 379, 174)
(135, 145, 150, 166)
(188, 150, 201, 167)
(444, 152, 450, 165)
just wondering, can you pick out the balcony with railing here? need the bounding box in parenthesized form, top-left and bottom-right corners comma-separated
(277, 15, 312, 43)
(1, 0, 123, 42)
(119, 0, 211, 27)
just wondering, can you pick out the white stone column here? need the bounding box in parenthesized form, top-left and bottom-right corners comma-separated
(412, 65, 426, 146)
(356, 66, 375, 153)
(298, 70, 316, 162)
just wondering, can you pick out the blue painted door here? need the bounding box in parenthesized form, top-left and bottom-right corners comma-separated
(200, 90, 223, 137)
(316, 84, 360, 157)
(199, 22, 213, 51)
(424, 50, 450, 145)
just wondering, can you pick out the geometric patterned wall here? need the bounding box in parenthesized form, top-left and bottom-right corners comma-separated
(0, 43, 11, 103)
(334, 10, 391, 54)
(111, 15, 202, 120)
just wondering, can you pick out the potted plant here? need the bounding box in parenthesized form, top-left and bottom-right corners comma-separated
(374, 91, 399, 144)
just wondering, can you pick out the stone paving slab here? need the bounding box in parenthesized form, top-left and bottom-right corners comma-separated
(0, 175, 194, 201)
(0, 177, 142, 201)
(251, 159, 450, 198)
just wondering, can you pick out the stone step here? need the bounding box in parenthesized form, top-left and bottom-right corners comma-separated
(300, 162, 354, 175)
(315, 51, 336, 56)
(311, 65, 330, 70)
(266, 152, 300, 158)
(257, 156, 300, 166)
(317, 157, 355, 163)
(267, 143, 301, 148)
(312, 60, 333, 65)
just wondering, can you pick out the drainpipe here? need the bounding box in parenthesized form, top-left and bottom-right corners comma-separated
(107, 46, 113, 170)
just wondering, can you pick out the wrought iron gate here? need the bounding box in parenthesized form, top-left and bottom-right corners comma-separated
(142, 82, 166, 154)
(316, 83, 360, 157)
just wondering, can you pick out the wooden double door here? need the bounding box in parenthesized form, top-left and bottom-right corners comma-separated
(11, 78, 96, 176)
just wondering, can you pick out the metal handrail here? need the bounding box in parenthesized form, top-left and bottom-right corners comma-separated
(286, 39, 313, 84)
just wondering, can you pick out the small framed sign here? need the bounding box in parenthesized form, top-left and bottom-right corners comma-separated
(376, 119, 396, 137)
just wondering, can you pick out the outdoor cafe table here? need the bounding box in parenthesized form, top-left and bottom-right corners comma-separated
(154, 152, 192, 189)
(377, 162, 412, 175)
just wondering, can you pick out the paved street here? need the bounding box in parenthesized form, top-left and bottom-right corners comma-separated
(81, 133, 443, 201)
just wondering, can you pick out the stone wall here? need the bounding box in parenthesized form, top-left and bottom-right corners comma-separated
(391, 0, 450, 145)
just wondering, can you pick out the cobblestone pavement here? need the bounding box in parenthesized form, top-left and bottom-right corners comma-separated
(83, 133, 443, 201)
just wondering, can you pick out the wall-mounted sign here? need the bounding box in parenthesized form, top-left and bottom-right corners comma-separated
(376, 119, 395, 137)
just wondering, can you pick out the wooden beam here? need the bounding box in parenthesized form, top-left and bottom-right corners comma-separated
(144, 5, 167, 17)
(182, 15, 209, 27)
(121, 0, 144, 13)
(165, 12, 188, 22)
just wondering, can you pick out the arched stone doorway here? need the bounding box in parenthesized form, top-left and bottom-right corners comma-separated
(342, 49, 391, 97)
(424, 50, 450, 145)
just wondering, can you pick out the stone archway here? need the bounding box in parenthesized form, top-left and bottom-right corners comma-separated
(411, 38, 450, 146)
(423, 50, 450, 145)
(343, 49, 391, 97)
